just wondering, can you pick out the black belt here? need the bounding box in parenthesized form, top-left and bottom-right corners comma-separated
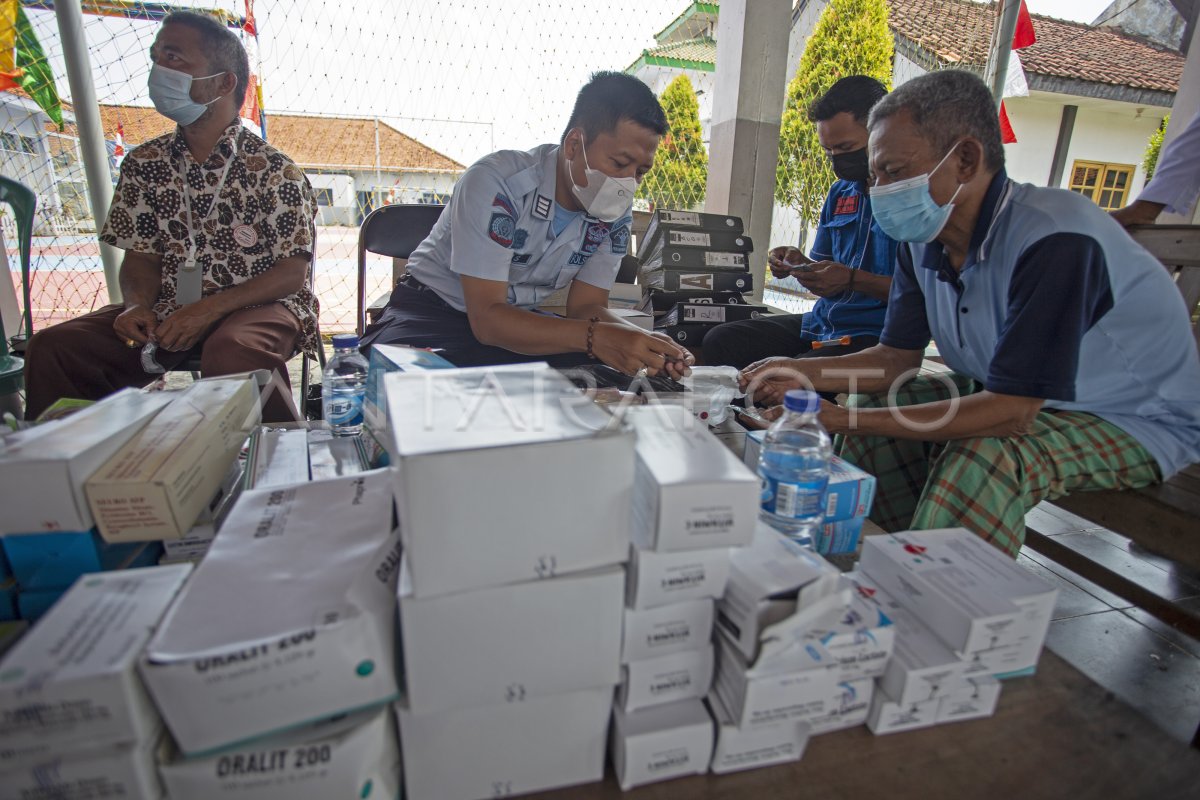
(393, 273, 457, 312)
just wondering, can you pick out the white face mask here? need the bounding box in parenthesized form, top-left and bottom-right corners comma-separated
(564, 131, 637, 222)
(148, 63, 227, 126)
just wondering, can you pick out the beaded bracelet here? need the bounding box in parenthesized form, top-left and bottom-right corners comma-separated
(586, 316, 600, 360)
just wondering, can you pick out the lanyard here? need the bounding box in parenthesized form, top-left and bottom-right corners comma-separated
(176, 128, 242, 304)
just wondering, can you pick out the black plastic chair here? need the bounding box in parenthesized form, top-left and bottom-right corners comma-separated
(356, 204, 445, 336)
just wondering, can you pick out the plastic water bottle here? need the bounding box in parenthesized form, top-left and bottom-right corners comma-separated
(322, 334, 369, 436)
(757, 389, 832, 544)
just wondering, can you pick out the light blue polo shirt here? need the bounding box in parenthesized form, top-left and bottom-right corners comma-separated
(881, 169, 1200, 479)
(405, 143, 632, 311)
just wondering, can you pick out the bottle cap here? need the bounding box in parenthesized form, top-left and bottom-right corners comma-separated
(331, 334, 360, 349)
(783, 389, 820, 413)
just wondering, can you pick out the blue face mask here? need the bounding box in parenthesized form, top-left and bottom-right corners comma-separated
(869, 142, 964, 243)
(148, 63, 227, 126)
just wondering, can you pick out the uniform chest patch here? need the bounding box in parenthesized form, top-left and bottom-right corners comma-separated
(834, 194, 860, 217)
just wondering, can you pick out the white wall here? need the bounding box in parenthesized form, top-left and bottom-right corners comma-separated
(1056, 103, 1165, 194)
(634, 65, 717, 144)
(892, 52, 926, 87)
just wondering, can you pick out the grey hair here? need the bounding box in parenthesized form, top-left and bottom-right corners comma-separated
(868, 70, 1005, 171)
(163, 10, 251, 107)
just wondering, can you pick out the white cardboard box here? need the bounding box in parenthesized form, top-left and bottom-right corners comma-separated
(867, 685, 940, 735)
(626, 543, 730, 610)
(617, 646, 714, 712)
(384, 364, 634, 598)
(859, 530, 1056, 657)
(847, 571, 968, 706)
(716, 523, 842, 660)
(713, 630, 839, 729)
(159, 706, 400, 800)
(743, 435, 876, 524)
(86, 378, 260, 542)
(610, 699, 713, 790)
(936, 675, 1002, 724)
(0, 564, 191, 763)
(396, 687, 611, 800)
(245, 427, 310, 489)
(140, 471, 400, 755)
(0, 734, 164, 800)
(708, 692, 810, 775)
(754, 588, 893, 683)
(622, 599, 714, 663)
(399, 562, 624, 715)
(0, 389, 172, 535)
(626, 405, 758, 552)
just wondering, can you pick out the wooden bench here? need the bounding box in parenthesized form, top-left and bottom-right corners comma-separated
(1024, 225, 1200, 644)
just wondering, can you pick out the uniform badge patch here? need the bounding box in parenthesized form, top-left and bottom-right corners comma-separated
(511, 253, 532, 265)
(568, 252, 589, 266)
(834, 194, 860, 217)
(534, 194, 552, 218)
(512, 228, 528, 249)
(580, 221, 611, 255)
(492, 192, 518, 217)
(610, 225, 630, 255)
(489, 213, 516, 247)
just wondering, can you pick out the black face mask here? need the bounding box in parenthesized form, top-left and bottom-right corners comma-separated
(830, 147, 870, 184)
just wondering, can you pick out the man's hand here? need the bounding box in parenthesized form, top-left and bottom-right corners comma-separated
(113, 305, 159, 347)
(767, 246, 812, 279)
(817, 398, 851, 435)
(794, 261, 853, 297)
(1111, 200, 1165, 228)
(155, 300, 223, 352)
(738, 356, 810, 407)
(592, 323, 692, 378)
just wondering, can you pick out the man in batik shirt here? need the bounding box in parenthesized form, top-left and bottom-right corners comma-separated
(24, 10, 317, 422)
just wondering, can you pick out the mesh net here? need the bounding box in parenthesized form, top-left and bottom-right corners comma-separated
(2, 0, 688, 337)
(2, 0, 1000, 334)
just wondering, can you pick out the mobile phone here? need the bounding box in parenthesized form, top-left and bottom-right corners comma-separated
(731, 405, 770, 429)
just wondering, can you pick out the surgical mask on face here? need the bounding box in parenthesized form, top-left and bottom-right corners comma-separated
(564, 131, 637, 222)
(148, 63, 227, 126)
(830, 147, 871, 184)
(869, 141, 965, 243)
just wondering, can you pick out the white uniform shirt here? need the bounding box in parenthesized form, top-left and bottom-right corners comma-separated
(406, 143, 633, 311)
(1138, 110, 1200, 217)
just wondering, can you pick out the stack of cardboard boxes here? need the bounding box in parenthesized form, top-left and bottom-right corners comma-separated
(635, 210, 766, 348)
(384, 364, 633, 800)
(855, 528, 1057, 734)
(140, 469, 403, 799)
(609, 405, 758, 789)
(0, 379, 258, 621)
(0, 564, 192, 798)
(743, 431, 877, 556)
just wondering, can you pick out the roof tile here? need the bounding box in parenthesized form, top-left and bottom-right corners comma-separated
(886, 0, 1183, 93)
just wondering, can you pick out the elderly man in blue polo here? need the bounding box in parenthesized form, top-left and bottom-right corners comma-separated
(739, 69, 1200, 557)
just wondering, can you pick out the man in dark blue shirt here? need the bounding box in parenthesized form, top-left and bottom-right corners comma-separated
(703, 76, 897, 370)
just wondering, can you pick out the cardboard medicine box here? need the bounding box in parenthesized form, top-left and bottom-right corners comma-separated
(622, 598, 714, 663)
(0, 389, 171, 536)
(140, 471, 400, 756)
(384, 364, 634, 598)
(86, 378, 260, 542)
(626, 543, 730, 610)
(617, 646, 714, 712)
(708, 692, 810, 775)
(396, 687, 611, 800)
(0, 565, 191, 764)
(610, 699, 714, 790)
(627, 405, 758, 552)
(158, 706, 400, 800)
(399, 561, 624, 715)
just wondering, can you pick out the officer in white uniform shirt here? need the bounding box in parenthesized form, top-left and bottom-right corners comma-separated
(362, 72, 693, 378)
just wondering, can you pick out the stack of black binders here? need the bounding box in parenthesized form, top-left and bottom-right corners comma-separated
(636, 210, 769, 347)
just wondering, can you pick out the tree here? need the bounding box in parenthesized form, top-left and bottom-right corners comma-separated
(637, 73, 707, 210)
(1143, 114, 1169, 181)
(776, 0, 892, 231)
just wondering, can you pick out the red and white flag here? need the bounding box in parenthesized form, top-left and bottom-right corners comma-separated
(113, 121, 125, 159)
(999, 1, 1036, 144)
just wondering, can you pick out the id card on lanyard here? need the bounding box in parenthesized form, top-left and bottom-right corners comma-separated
(177, 129, 242, 305)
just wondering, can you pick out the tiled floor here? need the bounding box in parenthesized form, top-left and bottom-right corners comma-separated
(1020, 502, 1200, 745)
